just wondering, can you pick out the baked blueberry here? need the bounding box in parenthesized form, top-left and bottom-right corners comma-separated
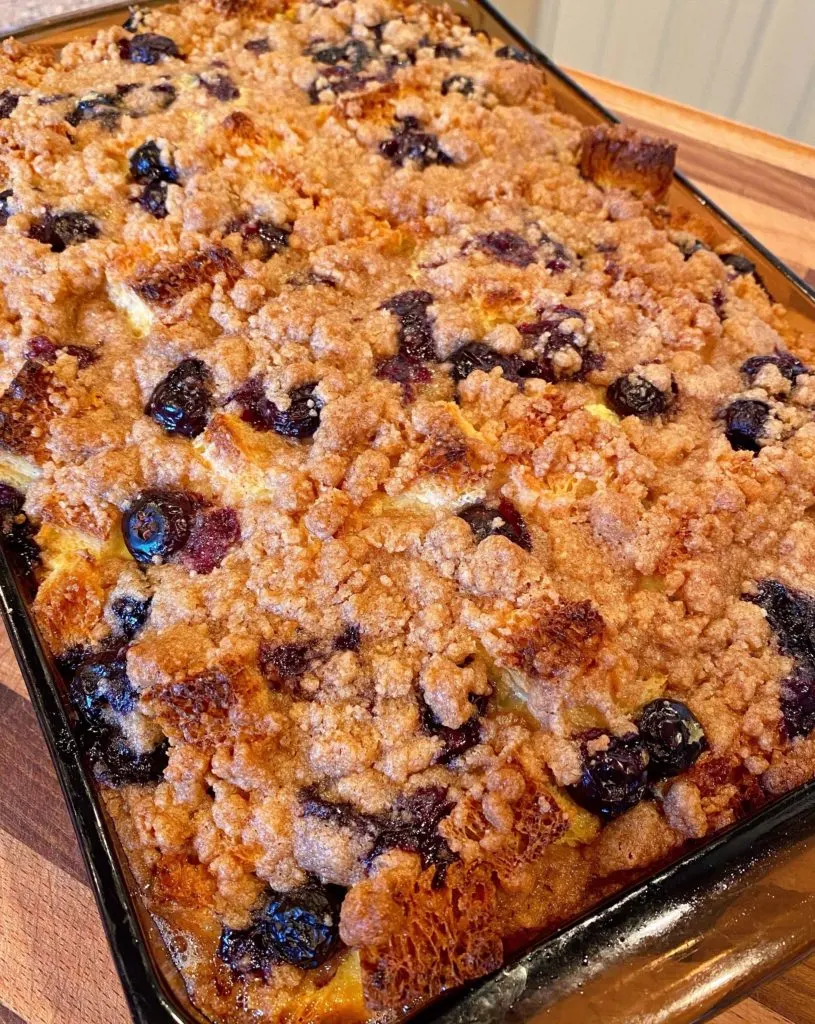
(244, 38, 271, 54)
(129, 140, 178, 184)
(0, 188, 12, 226)
(381, 290, 435, 361)
(0, 482, 40, 577)
(637, 698, 706, 778)
(748, 579, 815, 666)
(720, 252, 756, 275)
(0, 91, 20, 119)
(434, 43, 462, 59)
(111, 595, 152, 639)
(419, 691, 490, 764)
(722, 398, 770, 453)
(457, 499, 531, 551)
(379, 117, 453, 168)
(65, 93, 121, 128)
(441, 74, 474, 96)
(236, 381, 322, 438)
(475, 231, 537, 268)
(334, 624, 361, 651)
(310, 39, 370, 71)
(367, 786, 456, 880)
(137, 180, 169, 218)
(182, 506, 240, 575)
(218, 920, 277, 976)
(120, 33, 181, 64)
(200, 74, 240, 101)
(89, 729, 169, 787)
(741, 349, 808, 385)
(780, 664, 815, 739)
(29, 211, 100, 252)
(568, 733, 650, 819)
(450, 342, 542, 385)
(122, 489, 195, 563)
(495, 44, 536, 63)
(259, 641, 315, 690)
(375, 353, 431, 401)
(70, 650, 136, 723)
(238, 220, 291, 261)
(606, 371, 675, 418)
(145, 358, 213, 437)
(262, 882, 341, 969)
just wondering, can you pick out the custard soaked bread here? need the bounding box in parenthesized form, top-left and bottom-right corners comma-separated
(2, 0, 815, 1020)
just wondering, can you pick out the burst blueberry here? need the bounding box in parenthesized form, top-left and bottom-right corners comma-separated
(0, 91, 19, 119)
(418, 691, 490, 764)
(568, 733, 650, 820)
(145, 358, 213, 438)
(138, 180, 169, 218)
(0, 483, 40, 577)
(495, 44, 536, 63)
(457, 499, 531, 551)
(450, 342, 542, 385)
(780, 664, 815, 739)
(720, 252, 755, 276)
(381, 290, 435, 361)
(748, 579, 815, 665)
(200, 74, 240, 101)
(310, 39, 370, 71)
(120, 33, 181, 64)
(379, 117, 453, 169)
(235, 380, 321, 438)
(65, 93, 121, 128)
(607, 371, 675, 418)
(441, 75, 474, 96)
(741, 349, 808, 385)
(475, 230, 537, 268)
(722, 398, 770, 453)
(122, 489, 195, 563)
(0, 189, 11, 226)
(111, 595, 152, 639)
(29, 211, 100, 252)
(637, 699, 706, 778)
(70, 650, 136, 723)
(129, 140, 178, 184)
(89, 730, 169, 787)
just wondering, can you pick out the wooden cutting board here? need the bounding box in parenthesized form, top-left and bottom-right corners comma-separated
(1, 70, 815, 1024)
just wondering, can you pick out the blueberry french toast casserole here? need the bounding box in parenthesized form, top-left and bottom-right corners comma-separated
(1, 0, 815, 1020)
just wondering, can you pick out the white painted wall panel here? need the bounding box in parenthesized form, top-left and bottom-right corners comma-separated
(513, 0, 815, 146)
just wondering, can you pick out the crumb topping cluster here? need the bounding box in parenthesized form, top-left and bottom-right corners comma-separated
(1, 0, 815, 1020)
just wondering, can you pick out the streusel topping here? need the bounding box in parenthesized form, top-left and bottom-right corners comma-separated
(1, 0, 815, 1020)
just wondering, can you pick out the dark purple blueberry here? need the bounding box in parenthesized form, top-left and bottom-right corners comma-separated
(119, 33, 181, 64)
(259, 641, 314, 690)
(677, 238, 708, 259)
(310, 38, 371, 71)
(235, 380, 322, 438)
(711, 288, 726, 319)
(748, 579, 815, 666)
(722, 398, 770, 453)
(182, 506, 240, 574)
(441, 74, 474, 96)
(449, 341, 542, 385)
(29, 211, 100, 253)
(122, 6, 144, 31)
(434, 43, 462, 59)
(381, 290, 435, 361)
(419, 691, 490, 765)
(65, 93, 121, 128)
(122, 489, 195, 563)
(457, 499, 531, 551)
(568, 733, 650, 820)
(111, 595, 152, 639)
(637, 699, 706, 779)
(780, 663, 815, 739)
(23, 337, 96, 368)
(334, 624, 361, 651)
(0, 189, 12, 227)
(0, 91, 20, 119)
(741, 349, 808, 385)
(475, 231, 537, 268)
(89, 729, 169, 787)
(720, 252, 756, 276)
(200, 74, 240, 101)
(300, 785, 374, 831)
(367, 786, 457, 884)
(218, 920, 278, 977)
(70, 650, 136, 723)
(145, 358, 213, 438)
(379, 118, 453, 169)
(129, 140, 178, 184)
(262, 882, 341, 969)
(137, 180, 169, 218)
(495, 44, 536, 63)
(239, 220, 291, 261)
(244, 37, 271, 54)
(0, 483, 40, 577)
(375, 353, 431, 401)
(606, 371, 675, 418)
(307, 66, 370, 103)
(150, 81, 177, 107)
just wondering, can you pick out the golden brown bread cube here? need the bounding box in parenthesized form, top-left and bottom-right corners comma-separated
(579, 123, 676, 199)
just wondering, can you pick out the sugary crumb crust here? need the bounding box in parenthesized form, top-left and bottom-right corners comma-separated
(2, 0, 815, 1021)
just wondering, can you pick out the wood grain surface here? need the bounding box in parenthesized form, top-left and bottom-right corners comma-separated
(2, 68, 815, 1024)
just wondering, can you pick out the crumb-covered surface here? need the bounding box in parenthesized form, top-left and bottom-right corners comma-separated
(2, 1, 815, 1021)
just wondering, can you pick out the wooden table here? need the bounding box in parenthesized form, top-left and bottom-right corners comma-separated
(1, 70, 815, 1024)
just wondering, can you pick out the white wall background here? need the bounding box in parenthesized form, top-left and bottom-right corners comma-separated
(501, 0, 815, 146)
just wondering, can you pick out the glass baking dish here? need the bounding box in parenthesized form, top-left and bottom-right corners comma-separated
(3, 1, 815, 1023)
